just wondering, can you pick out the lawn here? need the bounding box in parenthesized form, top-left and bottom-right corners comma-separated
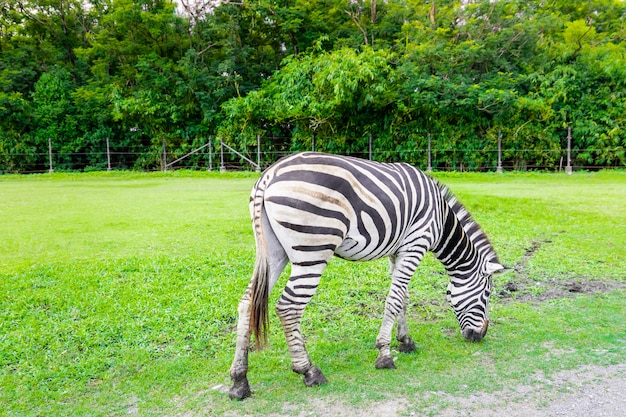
(1, 169, 624, 416)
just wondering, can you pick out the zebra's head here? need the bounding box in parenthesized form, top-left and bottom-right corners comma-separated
(446, 258, 505, 342)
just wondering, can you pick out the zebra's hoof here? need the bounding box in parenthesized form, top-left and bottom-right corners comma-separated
(375, 355, 396, 369)
(229, 378, 251, 400)
(398, 338, 417, 353)
(303, 366, 328, 387)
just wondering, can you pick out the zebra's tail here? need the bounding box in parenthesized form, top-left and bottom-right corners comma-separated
(249, 179, 271, 350)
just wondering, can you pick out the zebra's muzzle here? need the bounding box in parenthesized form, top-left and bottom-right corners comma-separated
(462, 319, 489, 342)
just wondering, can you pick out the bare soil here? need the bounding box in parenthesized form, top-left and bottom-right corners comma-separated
(435, 363, 626, 417)
(494, 237, 626, 303)
(262, 363, 626, 417)
(495, 276, 626, 303)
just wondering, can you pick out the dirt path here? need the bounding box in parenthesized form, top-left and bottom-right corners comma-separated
(436, 363, 626, 417)
(271, 363, 626, 417)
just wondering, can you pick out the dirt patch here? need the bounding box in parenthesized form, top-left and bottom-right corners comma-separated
(494, 237, 626, 303)
(253, 363, 626, 417)
(496, 276, 626, 303)
(434, 363, 626, 417)
(515, 238, 550, 275)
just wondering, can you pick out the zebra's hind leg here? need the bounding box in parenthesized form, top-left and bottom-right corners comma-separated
(396, 297, 417, 353)
(229, 287, 253, 400)
(275, 263, 329, 387)
(229, 214, 288, 400)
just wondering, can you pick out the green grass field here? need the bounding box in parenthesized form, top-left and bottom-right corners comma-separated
(1, 170, 625, 416)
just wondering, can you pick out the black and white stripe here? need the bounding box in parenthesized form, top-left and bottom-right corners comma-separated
(229, 152, 505, 399)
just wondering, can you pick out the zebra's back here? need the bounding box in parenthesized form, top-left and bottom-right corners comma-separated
(259, 152, 442, 262)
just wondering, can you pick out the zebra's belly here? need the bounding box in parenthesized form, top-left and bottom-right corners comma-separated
(334, 235, 397, 261)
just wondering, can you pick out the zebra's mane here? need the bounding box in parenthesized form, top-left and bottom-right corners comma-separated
(436, 180, 499, 262)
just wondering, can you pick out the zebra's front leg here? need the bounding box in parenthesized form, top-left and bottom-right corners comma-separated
(376, 253, 422, 369)
(375, 292, 404, 369)
(396, 295, 417, 353)
(275, 266, 328, 387)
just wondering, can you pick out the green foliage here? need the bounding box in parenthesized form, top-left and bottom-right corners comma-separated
(220, 46, 398, 154)
(32, 67, 78, 168)
(1, 0, 625, 171)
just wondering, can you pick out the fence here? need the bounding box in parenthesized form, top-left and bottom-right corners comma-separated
(2, 128, 621, 174)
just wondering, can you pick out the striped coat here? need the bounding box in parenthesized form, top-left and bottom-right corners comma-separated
(229, 152, 505, 399)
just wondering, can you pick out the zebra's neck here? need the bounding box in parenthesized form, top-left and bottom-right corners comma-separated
(432, 182, 498, 274)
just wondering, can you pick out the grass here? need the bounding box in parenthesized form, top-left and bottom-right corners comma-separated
(0, 169, 624, 416)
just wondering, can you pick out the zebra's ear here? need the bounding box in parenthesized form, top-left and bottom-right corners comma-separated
(485, 261, 507, 275)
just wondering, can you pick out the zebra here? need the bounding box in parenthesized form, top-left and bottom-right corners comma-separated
(229, 152, 505, 400)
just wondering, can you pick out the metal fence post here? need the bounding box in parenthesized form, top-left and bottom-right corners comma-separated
(256, 134, 261, 172)
(162, 137, 167, 171)
(48, 137, 54, 174)
(427, 133, 432, 172)
(106, 137, 111, 171)
(220, 139, 226, 172)
(208, 138, 213, 171)
(369, 134, 373, 160)
(312, 133, 315, 152)
(565, 126, 573, 175)
(496, 130, 503, 173)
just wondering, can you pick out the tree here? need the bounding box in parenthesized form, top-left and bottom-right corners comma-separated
(220, 46, 399, 158)
(1, 0, 624, 171)
(31, 66, 79, 170)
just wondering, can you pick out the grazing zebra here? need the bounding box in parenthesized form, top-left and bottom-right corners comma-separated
(229, 152, 505, 399)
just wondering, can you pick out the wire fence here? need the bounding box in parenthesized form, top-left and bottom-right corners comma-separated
(1, 131, 623, 174)
(3, 150, 608, 174)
